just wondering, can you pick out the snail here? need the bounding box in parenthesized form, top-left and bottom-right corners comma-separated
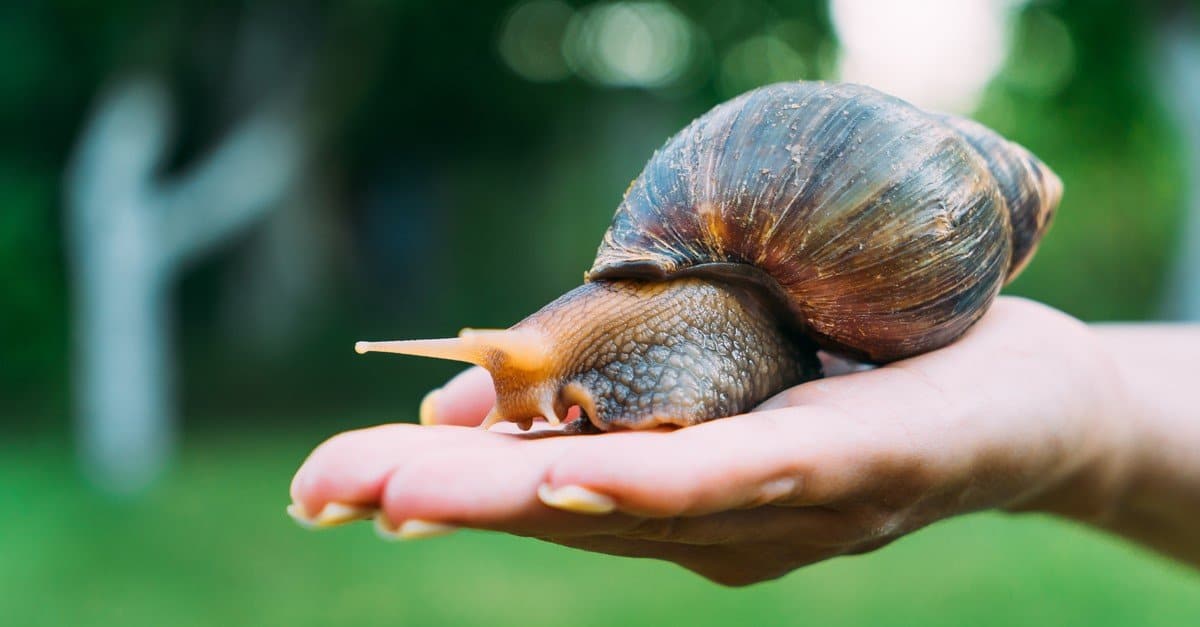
(355, 81, 1061, 433)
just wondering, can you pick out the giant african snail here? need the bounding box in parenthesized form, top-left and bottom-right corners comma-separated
(356, 81, 1062, 432)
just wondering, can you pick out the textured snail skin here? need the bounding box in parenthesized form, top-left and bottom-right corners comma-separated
(359, 81, 1061, 431)
(494, 278, 821, 430)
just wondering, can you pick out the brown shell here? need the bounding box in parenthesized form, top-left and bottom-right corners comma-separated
(586, 82, 1061, 363)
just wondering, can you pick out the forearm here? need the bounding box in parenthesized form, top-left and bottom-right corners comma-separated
(1075, 324, 1200, 565)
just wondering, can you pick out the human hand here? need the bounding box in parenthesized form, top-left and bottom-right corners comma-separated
(289, 297, 1133, 586)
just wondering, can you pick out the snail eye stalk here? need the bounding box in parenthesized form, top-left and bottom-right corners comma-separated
(354, 328, 550, 372)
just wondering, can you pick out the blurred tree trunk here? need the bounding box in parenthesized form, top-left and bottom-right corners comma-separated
(65, 79, 307, 493)
(1157, 6, 1200, 321)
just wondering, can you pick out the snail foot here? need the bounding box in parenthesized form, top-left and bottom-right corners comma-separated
(563, 416, 603, 435)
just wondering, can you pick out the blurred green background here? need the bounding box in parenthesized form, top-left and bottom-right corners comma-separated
(2, 0, 1198, 624)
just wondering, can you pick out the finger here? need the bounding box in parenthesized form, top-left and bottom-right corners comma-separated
(303, 384, 910, 531)
(296, 423, 650, 536)
(366, 424, 845, 539)
(539, 409, 869, 518)
(296, 409, 885, 537)
(290, 423, 481, 518)
(376, 431, 650, 537)
(292, 424, 627, 534)
(378, 434, 858, 543)
(294, 413, 874, 544)
(421, 367, 495, 426)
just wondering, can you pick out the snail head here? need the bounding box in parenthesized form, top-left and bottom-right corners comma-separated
(356, 327, 561, 429)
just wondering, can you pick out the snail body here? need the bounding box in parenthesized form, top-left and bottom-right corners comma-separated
(357, 82, 1062, 432)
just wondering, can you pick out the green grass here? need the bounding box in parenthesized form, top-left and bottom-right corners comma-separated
(2, 432, 1197, 627)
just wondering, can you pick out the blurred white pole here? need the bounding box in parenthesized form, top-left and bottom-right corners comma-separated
(1157, 11, 1200, 321)
(830, 0, 1013, 113)
(64, 78, 306, 493)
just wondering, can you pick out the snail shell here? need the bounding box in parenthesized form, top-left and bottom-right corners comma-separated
(589, 82, 1060, 363)
(358, 81, 1061, 431)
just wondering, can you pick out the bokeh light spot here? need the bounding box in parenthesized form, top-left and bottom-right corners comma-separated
(498, 0, 575, 82)
(999, 6, 1075, 98)
(719, 34, 808, 98)
(564, 2, 697, 89)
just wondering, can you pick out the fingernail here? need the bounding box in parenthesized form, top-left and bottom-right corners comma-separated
(374, 514, 458, 541)
(287, 503, 314, 528)
(418, 388, 441, 426)
(287, 501, 375, 529)
(537, 483, 616, 514)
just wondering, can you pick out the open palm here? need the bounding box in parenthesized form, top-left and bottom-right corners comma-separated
(289, 297, 1131, 586)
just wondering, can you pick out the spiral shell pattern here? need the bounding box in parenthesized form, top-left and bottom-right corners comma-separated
(587, 82, 1062, 363)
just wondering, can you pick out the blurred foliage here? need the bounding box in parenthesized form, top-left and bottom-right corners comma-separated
(0, 1, 1189, 428)
(979, 0, 1184, 319)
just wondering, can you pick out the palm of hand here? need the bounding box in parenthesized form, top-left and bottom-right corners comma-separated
(290, 297, 1127, 586)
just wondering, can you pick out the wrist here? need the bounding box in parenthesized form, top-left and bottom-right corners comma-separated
(1005, 326, 1142, 525)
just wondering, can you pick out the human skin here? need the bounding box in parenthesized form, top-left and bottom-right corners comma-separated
(288, 297, 1200, 586)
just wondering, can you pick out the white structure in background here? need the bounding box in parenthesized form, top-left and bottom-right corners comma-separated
(831, 0, 1016, 113)
(1156, 15, 1200, 321)
(64, 79, 306, 493)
